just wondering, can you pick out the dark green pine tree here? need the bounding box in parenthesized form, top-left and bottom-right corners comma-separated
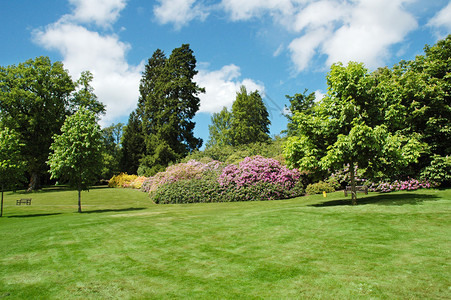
(138, 44, 204, 176)
(230, 86, 271, 146)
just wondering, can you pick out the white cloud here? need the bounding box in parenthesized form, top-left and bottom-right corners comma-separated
(154, 0, 210, 29)
(33, 0, 143, 127)
(34, 22, 143, 126)
(221, 0, 294, 21)
(195, 64, 265, 113)
(428, 1, 451, 32)
(66, 0, 127, 28)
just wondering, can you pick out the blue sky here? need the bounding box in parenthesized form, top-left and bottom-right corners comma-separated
(1, 0, 450, 146)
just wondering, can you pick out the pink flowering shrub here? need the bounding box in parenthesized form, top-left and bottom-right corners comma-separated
(218, 155, 300, 189)
(141, 160, 222, 193)
(369, 178, 434, 193)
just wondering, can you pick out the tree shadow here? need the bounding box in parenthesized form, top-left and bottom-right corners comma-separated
(7, 213, 62, 218)
(82, 207, 147, 214)
(311, 192, 440, 207)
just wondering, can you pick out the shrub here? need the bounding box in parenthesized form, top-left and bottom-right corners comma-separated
(420, 155, 451, 187)
(368, 178, 433, 193)
(305, 181, 335, 195)
(141, 160, 222, 193)
(150, 178, 304, 204)
(218, 155, 300, 189)
(108, 173, 138, 188)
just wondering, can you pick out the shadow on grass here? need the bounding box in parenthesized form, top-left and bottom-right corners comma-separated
(311, 192, 440, 207)
(7, 213, 62, 218)
(82, 207, 147, 214)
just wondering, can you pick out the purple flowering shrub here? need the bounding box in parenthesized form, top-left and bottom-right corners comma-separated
(368, 178, 434, 193)
(141, 160, 222, 193)
(218, 155, 301, 189)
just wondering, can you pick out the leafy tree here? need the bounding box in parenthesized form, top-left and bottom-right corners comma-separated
(137, 44, 204, 175)
(0, 128, 26, 217)
(284, 89, 316, 136)
(120, 111, 144, 175)
(47, 108, 103, 213)
(71, 71, 106, 117)
(206, 107, 233, 148)
(285, 62, 425, 205)
(230, 86, 270, 146)
(0, 56, 75, 190)
(101, 123, 123, 179)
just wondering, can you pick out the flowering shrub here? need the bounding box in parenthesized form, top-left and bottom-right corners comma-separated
(141, 160, 222, 193)
(368, 178, 433, 193)
(150, 178, 304, 204)
(218, 156, 300, 189)
(108, 173, 138, 188)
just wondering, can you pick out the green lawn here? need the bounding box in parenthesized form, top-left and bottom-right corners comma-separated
(0, 187, 450, 299)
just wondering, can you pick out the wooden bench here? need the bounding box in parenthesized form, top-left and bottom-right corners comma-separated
(16, 198, 32, 205)
(344, 186, 368, 197)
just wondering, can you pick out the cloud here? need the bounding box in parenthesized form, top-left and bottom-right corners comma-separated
(153, 0, 210, 29)
(66, 0, 127, 28)
(195, 64, 265, 113)
(33, 0, 143, 126)
(428, 1, 451, 33)
(221, 0, 294, 21)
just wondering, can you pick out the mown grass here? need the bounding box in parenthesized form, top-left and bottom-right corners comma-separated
(0, 187, 450, 299)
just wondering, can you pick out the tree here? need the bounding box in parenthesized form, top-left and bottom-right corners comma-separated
(120, 111, 145, 175)
(230, 86, 270, 145)
(284, 89, 316, 136)
(101, 123, 123, 179)
(47, 108, 103, 213)
(0, 128, 26, 217)
(137, 44, 204, 175)
(206, 107, 233, 148)
(284, 62, 425, 205)
(71, 71, 106, 117)
(0, 56, 75, 190)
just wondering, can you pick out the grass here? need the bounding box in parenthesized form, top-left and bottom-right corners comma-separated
(0, 187, 450, 299)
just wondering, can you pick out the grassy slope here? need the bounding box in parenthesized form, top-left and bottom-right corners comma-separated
(0, 187, 450, 299)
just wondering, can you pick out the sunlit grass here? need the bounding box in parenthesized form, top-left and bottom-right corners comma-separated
(1, 187, 450, 299)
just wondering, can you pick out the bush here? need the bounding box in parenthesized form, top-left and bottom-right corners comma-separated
(218, 155, 300, 189)
(141, 160, 222, 193)
(368, 178, 433, 193)
(150, 178, 304, 204)
(108, 173, 138, 188)
(305, 181, 335, 195)
(420, 155, 451, 187)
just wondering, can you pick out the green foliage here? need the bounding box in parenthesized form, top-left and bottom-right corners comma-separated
(120, 111, 145, 175)
(71, 71, 106, 116)
(137, 44, 204, 175)
(101, 123, 123, 179)
(284, 62, 426, 204)
(305, 181, 335, 195)
(206, 107, 233, 148)
(284, 89, 316, 136)
(0, 56, 75, 190)
(230, 86, 270, 146)
(420, 155, 451, 187)
(47, 108, 103, 212)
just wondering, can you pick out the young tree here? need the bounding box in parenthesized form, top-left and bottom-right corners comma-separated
(47, 108, 103, 213)
(230, 86, 271, 146)
(137, 44, 204, 175)
(206, 107, 233, 148)
(0, 128, 26, 217)
(285, 62, 425, 205)
(0, 57, 75, 190)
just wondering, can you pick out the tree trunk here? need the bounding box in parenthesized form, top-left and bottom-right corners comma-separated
(1, 185, 4, 217)
(78, 188, 82, 213)
(27, 172, 40, 192)
(350, 161, 357, 205)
